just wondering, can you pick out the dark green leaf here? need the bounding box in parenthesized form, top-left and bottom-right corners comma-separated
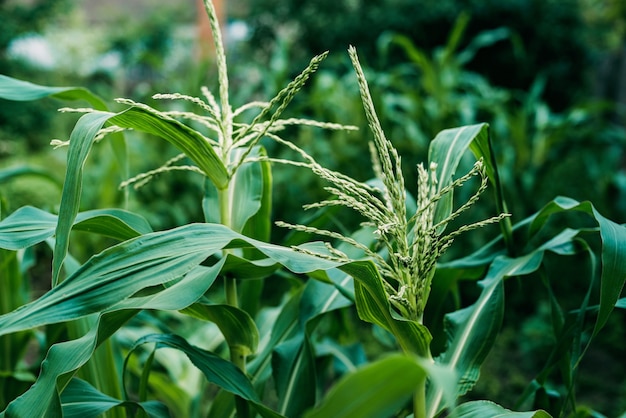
(61, 378, 169, 418)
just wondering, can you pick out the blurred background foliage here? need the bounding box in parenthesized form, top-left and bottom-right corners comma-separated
(1, 0, 626, 415)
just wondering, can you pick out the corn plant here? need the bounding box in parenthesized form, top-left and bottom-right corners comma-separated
(1, 1, 626, 417)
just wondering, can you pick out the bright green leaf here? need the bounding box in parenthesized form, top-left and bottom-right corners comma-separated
(453, 400, 552, 418)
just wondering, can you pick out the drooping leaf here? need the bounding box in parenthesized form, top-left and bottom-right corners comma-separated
(181, 303, 259, 357)
(0, 165, 60, 186)
(303, 354, 456, 418)
(0, 74, 108, 110)
(61, 378, 169, 418)
(453, 400, 551, 418)
(0, 262, 225, 417)
(127, 334, 283, 418)
(0, 206, 152, 251)
(0, 224, 342, 337)
(0, 310, 137, 418)
(109, 107, 228, 188)
(526, 197, 626, 336)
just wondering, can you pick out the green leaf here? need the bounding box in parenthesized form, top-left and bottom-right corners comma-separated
(109, 107, 228, 188)
(61, 378, 169, 418)
(428, 123, 513, 251)
(427, 252, 543, 416)
(527, 197, 626, 336)
(341, 261, 432, 357)
(428, 124, 488, 228)
(0, 74, 108, 110)
(453, 400, 552, 418)
(53, 112, 114, 285)
(304, 354, 455, 418)
(0, 261, 224, 417)
(0, 205, 152, 251)
(0, 165, 60, 186)
(128, 334, 283, 418)
(0, 310, 137, 418)
(273, 334, 316, 417)
(0, 206, 59, 250)
(181, 303, 259, 356)
(0, 224, 341, 337)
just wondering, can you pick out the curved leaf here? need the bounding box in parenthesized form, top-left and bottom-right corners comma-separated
(0, 310, 137, 418)
(181, 303, 259, 356)
(109, 107, 228, 188)
(61, 378, 169, 418)
(527, 197, 626, 335)
(0, 165, 60, 186)
(0, 206, 152, 251)
(53, 112, 114, 285)
(428, 123, 513, 251)
(453, 400, 551, 418)
(0, 74, 108, 110)
(127, 334, 283, 418)
(0, 223, 341, 337)
(426, 252, 543, 416)
(341, 261, 432, 357)
(303, 354, 455, 418)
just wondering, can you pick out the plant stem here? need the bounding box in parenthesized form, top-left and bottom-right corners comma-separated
(413, 375, 427, 418)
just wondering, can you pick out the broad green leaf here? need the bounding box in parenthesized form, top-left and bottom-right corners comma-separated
(273, 334, 316, 417)
(527, 197, 626, 336)
(0, 262, 224, 417)
(426, 252, 543, 417)
(0, 310, 136, 418)
(0, 206, 59, 250)
(341, 261, 432, 357)
(428, 123, 512, 251)
(61, 378, 169, 418)
(128, 334, 283, 418)
(453, 400, 551, 418)
(0, 74, 108, 110)
(109, 107, 228, 188)
(0, 223, 341, 337)
(428, 124, 489, 228)
(304, 354, 455, 418)
(51, 104, 228, 282)
(181, 303, 259, 356)
(0, 205, 152, 251)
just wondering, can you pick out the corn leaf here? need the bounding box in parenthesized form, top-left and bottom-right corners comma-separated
(303, 354, 455, 418)
(181, 303, 259, 357)
(0, 74, 108, 110)
(453, 400, 551, 418)
(0, 206, 152, 251)
(526, 196, 626, 336)
(61, 378, 169, 418)
(128, 334, 284, 418)
(340, 261, 432, 357)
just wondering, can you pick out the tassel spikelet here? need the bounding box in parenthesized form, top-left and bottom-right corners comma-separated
(277, 46, 510, 323)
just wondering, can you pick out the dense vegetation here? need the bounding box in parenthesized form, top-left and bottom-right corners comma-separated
(1, 0, 625, 417)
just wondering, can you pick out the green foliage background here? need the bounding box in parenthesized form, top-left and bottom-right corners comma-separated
(1, 0, 626, 416)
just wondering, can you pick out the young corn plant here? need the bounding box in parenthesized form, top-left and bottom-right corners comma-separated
(1, 1, 625, 417)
